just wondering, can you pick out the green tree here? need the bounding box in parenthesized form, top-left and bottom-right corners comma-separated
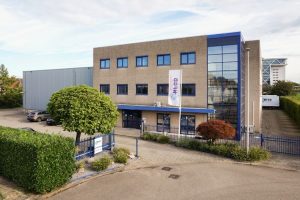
(262, 84, 272, 95)
(270, 81, 295, 96)
(0, 64, 14, 94)
(47, 85, 119, 145)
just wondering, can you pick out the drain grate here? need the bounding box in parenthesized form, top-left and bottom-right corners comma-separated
(161, 167, 172, 171)
(168, 174, 180, 179)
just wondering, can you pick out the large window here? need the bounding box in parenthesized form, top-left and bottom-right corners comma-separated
(157, 113, 170, 132)
(136, 84, 148, 95)
(117, 57, 128, 68)
(117, 84, 128, 95)
(100, 59, 110, 69)
(157, 54, 171, 66)
(100, 84, 110, 94)
(157, 84, 168, 96)
(180, 115, 195, 135)
(208, 44, 239, 126)
(182, 84, 196, 96)
(136, 56, 148, 67)
(180, 52, 196, 65)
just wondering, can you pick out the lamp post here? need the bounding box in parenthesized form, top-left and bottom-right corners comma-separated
(246, 47, 251, 154)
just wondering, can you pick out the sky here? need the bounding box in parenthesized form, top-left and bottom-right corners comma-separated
(0, 0, 299, 83)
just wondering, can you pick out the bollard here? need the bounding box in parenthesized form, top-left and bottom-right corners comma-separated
(135, 137, 139, 158)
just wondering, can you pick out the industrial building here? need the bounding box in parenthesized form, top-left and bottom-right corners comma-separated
(262, 58, 287, 85)
(23, 67, 92, 110)
(93, 32, 262, 138)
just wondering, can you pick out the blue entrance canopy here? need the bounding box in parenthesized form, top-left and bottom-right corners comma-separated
(117, 104, 215, 114)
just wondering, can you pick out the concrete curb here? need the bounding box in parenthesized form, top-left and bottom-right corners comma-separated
(41, 165, 125, 199)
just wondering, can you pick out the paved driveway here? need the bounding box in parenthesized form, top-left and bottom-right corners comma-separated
(50, 161, 300, 200)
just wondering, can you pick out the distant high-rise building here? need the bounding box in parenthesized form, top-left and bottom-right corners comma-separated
(262, 58, 287, 85)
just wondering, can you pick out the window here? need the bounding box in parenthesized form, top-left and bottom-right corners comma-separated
(157, 113, 170, 132)
(180, 115, 195, 135)
(181, 52, 196, 65)
(117, 57, 128, 68)
(100, 84, 110, 94)
(136, 56, 148, 67)
(157, 54, 171, 66)
(157, 84, 168, 96)
(182, 84, 195, 96)
(136, 84, 148, 95)
(100, 59, 110, 69)
(117, 84, 128, 95)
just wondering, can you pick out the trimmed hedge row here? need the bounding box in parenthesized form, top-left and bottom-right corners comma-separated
(142, 133, 270, 162)
(280, 96, 300, 126)
(0, 126, 76, 193)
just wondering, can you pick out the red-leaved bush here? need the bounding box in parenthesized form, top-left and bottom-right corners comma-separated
(196, 120, 236, 143)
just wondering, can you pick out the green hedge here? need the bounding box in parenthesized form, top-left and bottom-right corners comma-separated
(0, 126, 76, 193)
(280, 96, 300, 126)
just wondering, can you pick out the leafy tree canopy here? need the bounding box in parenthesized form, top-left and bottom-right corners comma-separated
(270, 80, 295, 96)
(47, 85, 119, 144)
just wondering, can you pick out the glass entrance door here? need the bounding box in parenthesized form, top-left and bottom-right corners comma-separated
(157, 113, 170, 132)
(180, 115, 195, 135)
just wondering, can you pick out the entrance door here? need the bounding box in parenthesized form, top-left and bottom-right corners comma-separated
(180, 115, 195, 135)
(122, 110, 142, 129)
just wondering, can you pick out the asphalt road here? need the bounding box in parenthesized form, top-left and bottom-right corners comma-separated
(50, 162, 300, 200)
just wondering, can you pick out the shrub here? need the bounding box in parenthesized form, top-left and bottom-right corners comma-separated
(142, 133, 159, 141)
(248, 147, 271, 161)
(0, 126, 76, 193)
(91, 156, 112, 171)
(196, 120, 236, 143)
(113, 151, 128, 164)
(112, 147, 130, 156)
(175, 138, 270, 162)
(157, 135, 170, 144)
(76, 161, 85, 171)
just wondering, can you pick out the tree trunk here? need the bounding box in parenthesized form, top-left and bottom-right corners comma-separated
(75, 131, 81, 146)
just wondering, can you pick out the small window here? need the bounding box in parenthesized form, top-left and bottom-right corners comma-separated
(157, 84, 169, 96)
(208, 46, 222, 55)
(157, 54, 171, 66)
(136, 84, 148, 95)
(181, 52, 196, 65)
(117, 57, 128, 68)
(182, 84, 195, 96)
(117, 84, 128, 95)
(100, 59, 110, 69)
(100, 84, 110, 94)
(136, 56, 148, 67)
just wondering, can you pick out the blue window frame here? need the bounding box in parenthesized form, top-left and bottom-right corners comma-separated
(157, 84, 168, 96)
(180, 52, 196, 65)
(117, 84, 128, 95)
(136, 84, 148, 95)
(100, 59, 110, 69)
(182, 84, 196, 96)
(100, 84, 110, 94)
(117, 57, 128, 68)
(136, 56, 148, 67)
(157, 54, 171, 66)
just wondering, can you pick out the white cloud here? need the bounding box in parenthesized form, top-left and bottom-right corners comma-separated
(0, 0, 299, 82)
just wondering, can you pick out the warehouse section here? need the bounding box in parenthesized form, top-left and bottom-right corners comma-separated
(23, 67, 93, 110)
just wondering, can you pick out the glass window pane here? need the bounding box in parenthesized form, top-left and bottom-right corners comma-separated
(223, 71, 237, 80)
(208, 46, 222, 54)
(123, 58, 128, 67)
(208, 63, 222, 71)
(157, 56, 164, 65)
(208, 54, 222, 63)
(118, 59, 122, 67)
(223, 45, 238, 53)
(223, 62, 238, 70)
(165, 55, 171, 65)
(188, 53, 195, 63)
(143, 57, 148, 66)
(223, 53, 238, 62)
(181, 54, 188, 64)
(106, 60, 110, 67)
(137, 58, 142, 66)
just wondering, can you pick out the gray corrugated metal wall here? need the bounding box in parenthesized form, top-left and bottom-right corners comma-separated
(23, 67, 93, 110)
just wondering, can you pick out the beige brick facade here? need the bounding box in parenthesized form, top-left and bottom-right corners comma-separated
(93, 33, 262, 134)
